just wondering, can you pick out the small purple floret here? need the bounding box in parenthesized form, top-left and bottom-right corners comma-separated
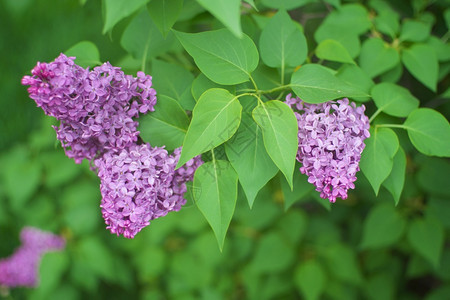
(285, 94, 370, 203)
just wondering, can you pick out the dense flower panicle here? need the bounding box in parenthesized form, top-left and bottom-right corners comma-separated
(285, 94, 370, 203)
(0, 247, 40, 288)
(94, 144, 203, 239)
(20, 227, 66, 251)
(22, 54, 157, 163)
(171, 147, 203, 195)
(22, 55, 203, 239)
(0, 227, 65, 288)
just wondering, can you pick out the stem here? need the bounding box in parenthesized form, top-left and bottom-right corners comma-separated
(368, 108, 382, 123)
(254, 94, 264, 105)
(175, 51, 195, 71)
(211, 149, 216, 163)
(141, 38, 150, 73)
(235, 92, 265, 108)
(258, 85, 291, 95)
(375, 124, 407, 129)
(236, 88, 257, 93)
(249, 74, 259, 92)
(275, 90, 285, 101)
(235, 93, 256, 101)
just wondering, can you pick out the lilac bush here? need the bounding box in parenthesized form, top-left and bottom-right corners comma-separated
(0, 227, 65, 288)
(4, 0, 450, 298)
(285, 94, 370, 203)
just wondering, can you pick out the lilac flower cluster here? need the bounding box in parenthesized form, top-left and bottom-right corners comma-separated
(0, 227, 65, 288)
(95, 144, 203, 238)
(285, 94, 370, 203)
(22, 54, 156, 163)
(23, 55, 203, 238)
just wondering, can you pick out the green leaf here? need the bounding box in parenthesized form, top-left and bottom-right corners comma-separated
(277, 209, 308, 244)
(316, 39, 355, 64)
(374, 11, 400, 38)
(147, 0, 183, 37)
(259, 9, 307, 68)
(365, 273, 397, 300)
(360, 127, 399, 195)
(243, 0, 257, 10)
(261, 0, 316, 10)
(152, 59, 195, 110)
(191, 74, 235, 102)
(41, 151, 81, 188)
(371, 82, 419, 117)
(77, 237, 116, 281)
(196, 0, 242, 37)
(314, 4, 371, 57)
(252, 100, 298, 189)
(402, 44, 438, 92)
(403, 108, 450, 157)
(360, 203, 406, 249)
(426, 197, 450, 229)
(369, 0, 396, 15)
(427, 36, 450, 62)
(322, 4, 371, 35)
(290, 64, 369, 103)
(426, 285, 450, 300)
(281, 167, 314, 210)
(383, 146, 407, 205)
(2, 147, 41, 210)
(252, 14, 271, 30)
(102, 0, 150, 34)
(323, 0, 340, 8)
(193, 160, 238, 250)
(295, 260, 326, 300)
(120, 10, 176, 61)
(225, 112, 278, 207)
(174, 29, 259, 85)
(65, 41, 101, 68)
(442, 86, 450, 99)
(399, 19, 431, 42)
(35, 252, 70, 297)
(249, 231, 295, 273)
(323, 244, 363, 285)
(359, 38, 400, 78)
(133, 247, 166, 279)
(408, 217, 445, 269)
(417, 157, 450, 198)
(315, 31, 361, 59)
(336, 64, 374, 102)
(379, 62, 403, 83)
(251, 64, 282, 91)
(177, 0, 205, 21)
(138, 95, 189, 150)
(177, 88, 242, 168)
(445, 8, 450, 29)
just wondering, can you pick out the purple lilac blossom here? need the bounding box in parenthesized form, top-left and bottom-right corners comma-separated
(285, 94, 370, 203)
(94, 144, 203, 238)
(22, 54, 157, 163)
(0, 227, 65, 288)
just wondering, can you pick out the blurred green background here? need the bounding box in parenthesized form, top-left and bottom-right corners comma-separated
(1, 0, 449, 299)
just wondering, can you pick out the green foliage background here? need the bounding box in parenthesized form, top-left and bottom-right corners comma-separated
(0, 0, 449, 299)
